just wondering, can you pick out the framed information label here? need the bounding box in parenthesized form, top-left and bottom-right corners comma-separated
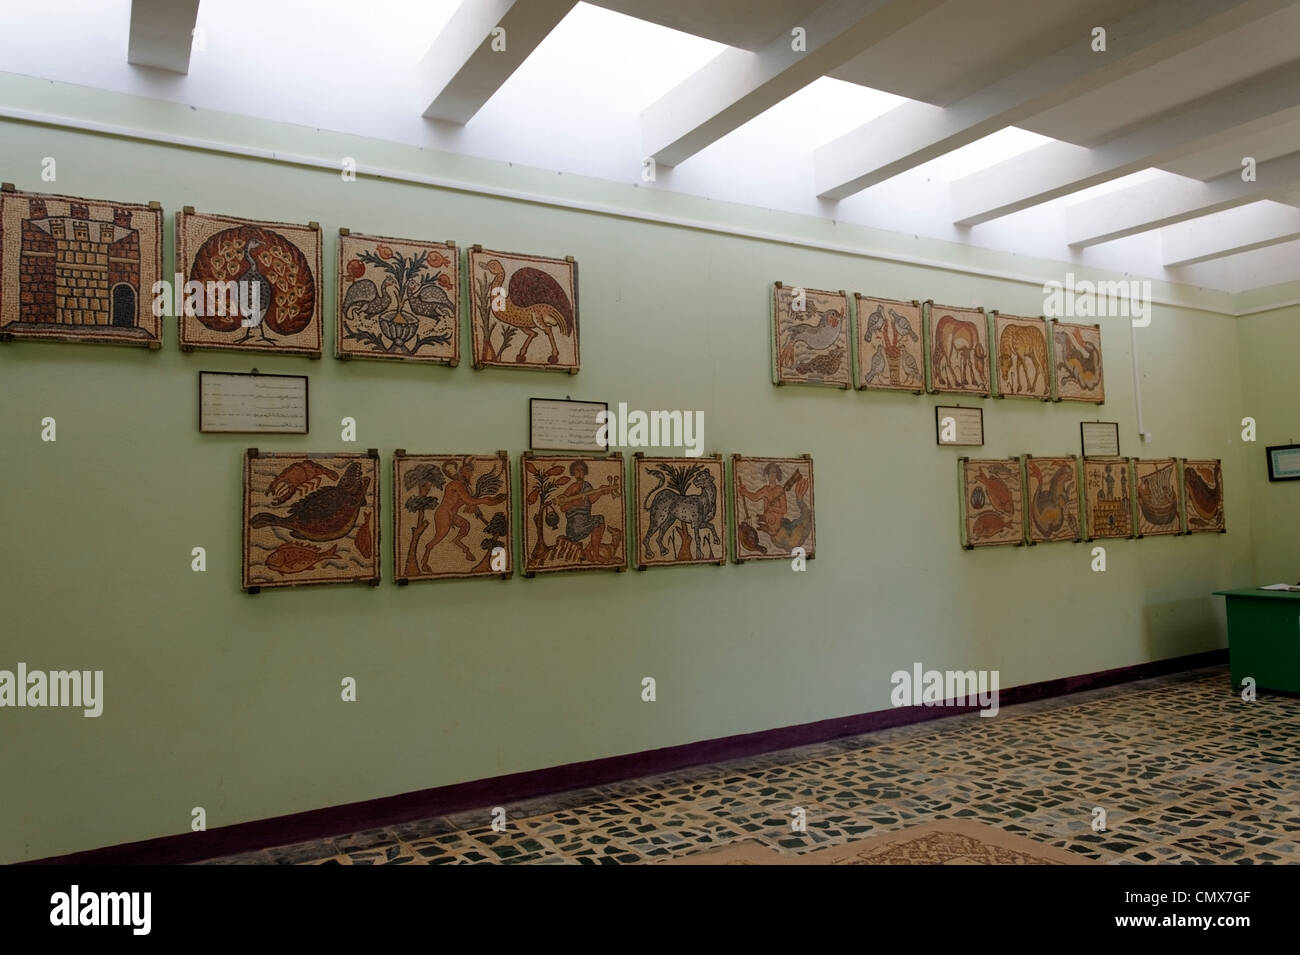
(199, 371, 309, 434)
(1266, 443, 1300, 482)
(529, 398, 608, 452)
(935, 406, 984, 446)
(1080, 421, 1120, 457)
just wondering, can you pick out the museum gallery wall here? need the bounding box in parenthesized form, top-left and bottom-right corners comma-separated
(0, 106, 1255, 864)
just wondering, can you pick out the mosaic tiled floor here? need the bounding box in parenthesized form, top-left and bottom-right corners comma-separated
(205, 666, 1300, 865)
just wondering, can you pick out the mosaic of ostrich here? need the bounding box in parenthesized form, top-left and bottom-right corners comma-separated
(482, 259, 574, 364)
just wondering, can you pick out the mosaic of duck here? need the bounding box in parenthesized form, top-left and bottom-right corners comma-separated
(250, 462, 370, 542)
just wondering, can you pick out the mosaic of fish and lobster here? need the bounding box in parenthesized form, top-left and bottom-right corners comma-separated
(177, 210, 322, 356)
(393, 453, 512, 582)
(243, 452, 379, 590)
(337, 232, 458, 364)
(731, 456, 815, 561)
(771, 284, 850, 387)
(633, 456, 726, 569)
(469, 247, 578, 373)
(961, 457, 1024, 547)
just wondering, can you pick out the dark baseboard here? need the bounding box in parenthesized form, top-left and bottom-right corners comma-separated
(21, 647, 1227, 866)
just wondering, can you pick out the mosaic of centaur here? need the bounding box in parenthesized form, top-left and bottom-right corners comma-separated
(0, 188, 163, 346)
(522, 454, 624, 573)
(1025, 456, 1079, 543)
(857, 295, 924, 392)
(243, 452, 379, 590)
(394, 454, 511, 581)
(634, 456, 726, 568)
(177, 210, 322, 355)
(1182, 459, 1225, 533)
(337, 232, 458, 363)
(961, 457, 1023, 547)
(771, 284, 849, 386)
(469, 248, 578, 372)
(732, 456, 815, 561)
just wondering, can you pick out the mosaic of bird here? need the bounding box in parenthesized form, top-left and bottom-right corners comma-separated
(863, 343, 888, 385)
(250, 462, 370, 542)
(779, 304, 843, 367)
(482, 259, 574, 364)
(888, 308, 919, 342)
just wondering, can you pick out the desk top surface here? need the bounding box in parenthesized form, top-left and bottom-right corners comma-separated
(1214, 587, 1300, 600)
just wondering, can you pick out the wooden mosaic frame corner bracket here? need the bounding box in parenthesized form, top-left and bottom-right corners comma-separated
(397, 578, 409, 586)
(567, 367, 579, 376)
(449, 356, 460, 368)
(524, 571, 536, 579)
(147, 200, 161, 210)
(0, 182, 15, 192)
(308, 221, 321, 232)
(445, 240, 457, 248)
(367, 577, 380, 587)
(147, 340, 162, 351)
(181, 344, 195, 354)
(0, 332, 15, 344)
(310, 352, 322, 361)
(471, 244, 482, 252)
(182, 205, 195, 215)
(496, 449, 508, 461)
(247, 448, 260, 459)
(338, 227, 350, 236)
(246, 586, 261, 596)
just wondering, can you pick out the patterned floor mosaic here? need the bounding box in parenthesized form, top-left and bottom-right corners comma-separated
(204, 666, 1300, 865)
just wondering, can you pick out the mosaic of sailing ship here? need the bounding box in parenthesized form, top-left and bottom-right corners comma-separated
(772, 284, 849, 387)
(338, 232, 458, 363)
(1134, 458, 1181, 536)
(243, 452, 379, 590)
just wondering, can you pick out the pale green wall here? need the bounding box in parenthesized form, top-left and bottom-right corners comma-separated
(1238, 304, 1300, 583)
(0, 79, 1259, 862)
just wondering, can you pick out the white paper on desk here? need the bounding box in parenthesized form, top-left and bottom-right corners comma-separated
(1258, 583, 1300, 591)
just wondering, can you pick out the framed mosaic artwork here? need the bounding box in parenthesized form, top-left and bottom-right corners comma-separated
(1133, 458, 1182, 537)
(1083, 457, 1133, 540)
(177, 208, 323, 356)
(1181, 458, 1225, 533)
(243, 450, 380, 591)
(1023, 455, 1080, 544)
(392, 451, 511, 582)
(1051, 320, 1104, 403)
(926, 303, 990, 396)
(992, 312, 1050, 400)
(0, 185, 163, 347)
(468, 246, 578, 373)
(856, 294, 925, 393)
(960, 457, 1024, 548)
(521, 453, 624, 574)
(337, 230, 459, 364)
(632, 455, 726, 569)
(731, 455, 816, 562)
(771, 283, 850, 387)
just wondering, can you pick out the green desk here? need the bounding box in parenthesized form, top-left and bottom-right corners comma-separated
(1213, 588, 1300, 693)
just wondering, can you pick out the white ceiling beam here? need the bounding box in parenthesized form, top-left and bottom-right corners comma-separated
(419, 0, 576, 125)
(950, 61, 1300, 226)
(814, 0, 1290, 201)
(641, 0, 943, 168)
(1066, 151, 1300, 247)
(127, 0, 201, 74)
(1162, 200, 1300, 266)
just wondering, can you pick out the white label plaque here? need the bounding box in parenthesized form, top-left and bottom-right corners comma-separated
(530, 398, 608, 452)
(200, 372, 309, 434)
(936, 406, 984, 446)
(1080, 421, 1120, 457)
